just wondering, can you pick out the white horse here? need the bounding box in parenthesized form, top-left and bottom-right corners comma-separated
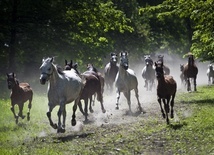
(39, 57, 83, 133)
(142, 55, 155, 91)
(115, 52, 143, 114)
(207, 64, 214, 85)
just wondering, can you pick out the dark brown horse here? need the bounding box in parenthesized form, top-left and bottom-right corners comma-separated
(183, 53, 198, 91)
(6, 73, 33, 124)
(64, 60, 106, 122)
(154, 61, 177, 124)
(104, 52, 119, 91)
(157, 55, 170, 75)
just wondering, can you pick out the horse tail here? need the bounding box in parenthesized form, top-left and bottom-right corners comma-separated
(96, 82, 103, 103)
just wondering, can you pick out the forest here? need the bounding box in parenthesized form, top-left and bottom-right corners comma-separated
(0, 0, 213, 89)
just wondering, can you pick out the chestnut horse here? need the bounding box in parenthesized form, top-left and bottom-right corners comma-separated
(115, 52, 143, 114)
(104, 52, 119, 91)
(154, 61, 177, 124)
(183, 54, 198, 91)
(6, 73, 33, 124)
(64, 60, 106, 122)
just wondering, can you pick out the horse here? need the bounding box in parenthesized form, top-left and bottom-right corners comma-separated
(6, 73, 33, 124)
(157, 55, 170, 75)
(104, 52, 119, 91)
(142, 55, 156, 91)
(40, 57, 84, 133)
(64, 60, 106, 122)
(180, 64, 185, 86)
(154, 61, 177, 124)
(207, 63, 214, 85)
(115, 52, 143, 114)
(183, 53, 198, 91)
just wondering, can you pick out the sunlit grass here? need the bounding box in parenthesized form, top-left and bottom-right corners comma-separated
(0, 86, 214, 154)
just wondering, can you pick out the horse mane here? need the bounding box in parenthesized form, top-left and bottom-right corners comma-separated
(56, 65, 65, 75)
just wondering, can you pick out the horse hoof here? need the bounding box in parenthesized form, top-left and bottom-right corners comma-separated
(115, 107, 119, 110)
(15, 119, 18, 124)
(102, 109, 106, 113)
(57, 128, 65, 133)
(27, 116, 30, 121)
(89, 109, 94, 113)
(52, 124, 57, 129)
(71, 119, 76, 126)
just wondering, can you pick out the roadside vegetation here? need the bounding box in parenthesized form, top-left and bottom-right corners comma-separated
(0, 86, 214, 154)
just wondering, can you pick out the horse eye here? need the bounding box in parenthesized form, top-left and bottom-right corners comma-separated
(48, 68, 51, 71)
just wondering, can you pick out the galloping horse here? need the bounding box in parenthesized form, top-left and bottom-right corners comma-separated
(183, 53, 198, 91)
(207, 63, 214, 85)
(7, 73, 33, 124)
(157, 55, 170, 75)
(142, 55, 155, 91)
(104, 52, 119, 91)
(64, 61, 106, 122)
(115, 52, 143, 114)
(154, 61, 177, 124)
(40, 57, 84, 133)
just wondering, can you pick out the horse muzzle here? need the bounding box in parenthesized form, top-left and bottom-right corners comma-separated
(40, 74, 48, 85)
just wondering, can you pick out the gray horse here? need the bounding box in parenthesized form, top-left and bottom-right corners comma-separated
(142, 55, 155, 91)
(207, 63, 214, 85)
(115, 52, 143, 114)
(40, 57, 84, 133)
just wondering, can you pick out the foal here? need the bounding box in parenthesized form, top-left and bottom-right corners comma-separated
(7, 73, 33, 124)
(155, 61, 177, 124)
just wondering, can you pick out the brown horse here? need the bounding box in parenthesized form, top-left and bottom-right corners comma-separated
(64, 60, 106, 122)
(183, 53, 198, 91)
(154, 61, 177, 124)
(6, 73, 33, 124)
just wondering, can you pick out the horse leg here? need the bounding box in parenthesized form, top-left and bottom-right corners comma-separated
(78, 100, 85, 115)
(162, 99, 169, 124)
(71, 98, 80, 126)
(84, 98, 89, 123)
(27, 98, 32, 121)
(11, 103, 18, 124)
(89, 95, 94, 113)
(57, 104, 65, 133)
(92, 94, 96, 106)
(115, 89, 120, 110)
(134, 88, 143, 112)
(194, 77, 197, 91)
(187, 78, 191, 92)
(18, 103, 25, 119)
(170, 94, 176, 119)
(123, 91, 132, 114)
(46, 104, 57, 129)
(157, 98, 165, 119)
(97, 91, 106, 113)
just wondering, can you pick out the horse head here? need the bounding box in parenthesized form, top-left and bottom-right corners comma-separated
(154, 61, 164, 79)
(110, 52, 118, 65)
(187, 53, 195, 66)
(208, 64, 213, 71)
(158, 55, 164, 63)
(6, 72, 18, 89)
(144, 55, 153, 66)
(180, 64, 184, 72)
(39, 57, 54, 85)
(64, 59, 73, 70)
(120, 52, 129, 70)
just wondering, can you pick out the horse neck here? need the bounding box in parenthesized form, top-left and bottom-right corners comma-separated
(118, 64, 127, 76)
(49, 64, 62, 85)
(11, 80, 21, 91)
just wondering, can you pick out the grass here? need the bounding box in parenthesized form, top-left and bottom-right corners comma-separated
(0, 86, 214, 154)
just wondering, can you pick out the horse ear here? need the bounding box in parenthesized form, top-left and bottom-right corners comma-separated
(65, 59, 68, 65)
(12, 72, 15, 77)
(70, 60, 73, 65)
(42, 57, 45, 62)
(50, 57, 54, 62)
